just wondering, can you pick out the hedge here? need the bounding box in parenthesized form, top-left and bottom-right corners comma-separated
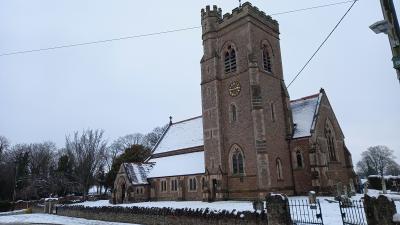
(0, 201, 13, 212)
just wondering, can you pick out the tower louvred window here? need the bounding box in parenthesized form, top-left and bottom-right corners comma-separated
(230, 104, 237, 122)
(263, 45, 272, 72)
(224, 45, 237, 73)
(276, 158, 283, 180)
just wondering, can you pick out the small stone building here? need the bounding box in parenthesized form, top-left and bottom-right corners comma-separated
(113, 2, 356, 203)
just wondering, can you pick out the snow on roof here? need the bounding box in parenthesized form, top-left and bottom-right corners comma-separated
(290, 93, 321, 139)
(153, 116, 203, 154)
(123, 163, 153, 185)
(150, 93, 321, 155)
(147, 151, 205, 178)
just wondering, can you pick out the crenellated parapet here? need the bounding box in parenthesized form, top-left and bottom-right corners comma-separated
(201, 2, 278, 34)
(201, 5, 222, 21)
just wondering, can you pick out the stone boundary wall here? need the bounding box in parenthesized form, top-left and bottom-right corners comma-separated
(56, 205, 267, 225)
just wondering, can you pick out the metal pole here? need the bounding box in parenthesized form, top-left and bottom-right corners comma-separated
(380, 0, 400, 83)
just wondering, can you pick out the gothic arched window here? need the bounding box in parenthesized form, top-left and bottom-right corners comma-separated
(231, 145, 244, 175)
(224, 45, 237, 73)
(230, 104, 237, 122)
(325, 121, 337, 161)
(262, 45, 272, 72)
(276, 158, 283, 180)
(296, 151, 303, 168)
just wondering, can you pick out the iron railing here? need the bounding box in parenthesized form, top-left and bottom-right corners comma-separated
(339, 199, 367, 225)
(288, 199, 324, 225)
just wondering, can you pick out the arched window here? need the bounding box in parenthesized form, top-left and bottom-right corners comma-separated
(276, 158, 283, 180)
(262, 45, 272, 72)
(189, 177, 197, 191)
(296, 151, 303, 168)
(224, 45, 237, 73)
(325, 121, 337, 161)
(230, 104, 237, 122)
(231, 145, 244, 175)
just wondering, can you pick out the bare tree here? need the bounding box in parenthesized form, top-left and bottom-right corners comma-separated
(106, 133, 145, 170)
(143, 124, 168, 149)
(5, 142, 57, 200)
(0, 136, 13, 200)
(111, 133, 145, 152)
(386, 161, 400, 176)
(29, 142, 56, 178)
(356, 158, 378, 178)
(65, 129, 107, 197)
(357, 145, 398, 193)
(0, 136, 10, 156)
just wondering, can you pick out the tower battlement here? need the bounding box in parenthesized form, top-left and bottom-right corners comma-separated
(201, 2, 277, 28)
(201, 5, 222, 20)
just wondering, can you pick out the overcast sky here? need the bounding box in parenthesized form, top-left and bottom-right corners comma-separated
(0, 0, 399, 163)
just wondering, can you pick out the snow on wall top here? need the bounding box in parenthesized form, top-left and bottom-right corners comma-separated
(123, 163, 153, 185)
(153, 116, 203, 154)
(147, 151, 205, 178)
(290, 93, 321, 139)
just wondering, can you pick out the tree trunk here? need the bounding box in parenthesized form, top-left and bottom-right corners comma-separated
(381, 174, 387, 194)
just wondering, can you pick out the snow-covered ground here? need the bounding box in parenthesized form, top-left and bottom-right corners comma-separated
(72, 192, 400, 225)
(71, 196, 356, 225)
(0, 214, 141, 225)
(3, 190, 395, 225)
(0, 209, 26, 216)
(289, 196, 343, 225)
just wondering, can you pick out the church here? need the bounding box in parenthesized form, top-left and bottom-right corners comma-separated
(112, 2, 356, 203)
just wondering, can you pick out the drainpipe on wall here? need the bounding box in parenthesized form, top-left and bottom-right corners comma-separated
(288, 138, 297, 195)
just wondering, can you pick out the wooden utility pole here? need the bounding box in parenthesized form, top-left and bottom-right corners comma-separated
(371, 0, 400, 83)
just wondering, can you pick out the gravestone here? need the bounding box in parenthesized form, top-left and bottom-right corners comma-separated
(265, 193, 292, 225)
(252, 199, 264, 211)
(309, 191, 317, 209)
(364, 194, 397, 225)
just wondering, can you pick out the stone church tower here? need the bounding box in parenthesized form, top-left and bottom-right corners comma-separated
(200, 3, 294, 200)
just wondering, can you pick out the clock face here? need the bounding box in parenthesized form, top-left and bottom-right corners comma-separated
(228, 81, 241, 97)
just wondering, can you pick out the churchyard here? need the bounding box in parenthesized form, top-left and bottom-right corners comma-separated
(1, 189, 400, 225)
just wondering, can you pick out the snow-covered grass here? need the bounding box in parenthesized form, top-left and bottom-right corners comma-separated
(71, 196, 355, 225)
(0, 213, 141, 225)
(3, 190, 399, 225)
(288, 196, 348, 225)
(66, 191, 400, 225)
(0, 209, 26, 216)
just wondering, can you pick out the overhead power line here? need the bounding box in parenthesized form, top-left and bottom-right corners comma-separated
(271, 0, 357, 16)
(0, 26, 201, 57)
(286, 0, 358, 88)
(0, 0, 357, 57)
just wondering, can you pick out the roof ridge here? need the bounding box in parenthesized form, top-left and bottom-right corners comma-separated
(290, 93, 319, 103)
(123, 162, 153, 165)
(171, 115, 202, 125)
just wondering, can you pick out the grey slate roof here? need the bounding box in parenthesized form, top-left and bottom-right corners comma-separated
(123, 163, 153, 185)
